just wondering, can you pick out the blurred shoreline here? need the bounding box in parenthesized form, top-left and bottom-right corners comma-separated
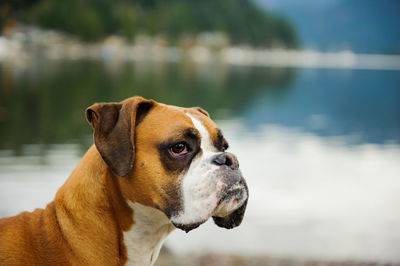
(156, 252, 399, 266)
(1, 24, 400, 70)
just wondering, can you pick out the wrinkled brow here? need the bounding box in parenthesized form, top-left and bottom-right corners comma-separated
(160, 127, 201, 146)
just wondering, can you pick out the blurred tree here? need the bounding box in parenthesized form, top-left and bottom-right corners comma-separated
(1, 0, 298, 47)
(0, 0, 39, 33)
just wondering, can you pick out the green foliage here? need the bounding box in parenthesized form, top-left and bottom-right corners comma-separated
(8, 0, 298, 47)
(28, 0, 105, 41)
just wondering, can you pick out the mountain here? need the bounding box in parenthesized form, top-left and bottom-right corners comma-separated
(254, 0, 400, 54)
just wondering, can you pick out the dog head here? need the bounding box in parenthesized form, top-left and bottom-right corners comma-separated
(86, 96, 248, 232)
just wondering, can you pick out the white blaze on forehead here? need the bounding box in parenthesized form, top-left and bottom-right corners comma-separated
(186, 113, 217, 153)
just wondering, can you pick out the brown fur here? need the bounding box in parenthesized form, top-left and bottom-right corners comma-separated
(118, 104, 217, 209)
(0, 97, 219, 265)
(0, 146, 133, 265)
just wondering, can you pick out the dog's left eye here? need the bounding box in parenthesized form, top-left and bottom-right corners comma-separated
(169, 142, 189, 157)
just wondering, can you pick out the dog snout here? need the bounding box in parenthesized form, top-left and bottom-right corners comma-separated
(212, 152, 239, 170)
(225, 178, 247, 197)
(218, 171, 247, 202)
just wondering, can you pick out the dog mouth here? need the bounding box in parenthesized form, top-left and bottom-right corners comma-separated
(169, 170, 248, 233)
(213, 184, 247, 217)
(171, 186, 246, 233)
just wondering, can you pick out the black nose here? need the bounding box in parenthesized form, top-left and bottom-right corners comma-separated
(212, 152, 239, 170)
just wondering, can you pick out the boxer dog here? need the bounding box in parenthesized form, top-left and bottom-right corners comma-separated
(0, 96, 248, 265)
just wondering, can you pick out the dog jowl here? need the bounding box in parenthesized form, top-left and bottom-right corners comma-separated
(0, 96, 248, 266)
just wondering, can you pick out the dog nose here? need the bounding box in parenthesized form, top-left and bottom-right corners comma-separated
(212, 152, 239, 170)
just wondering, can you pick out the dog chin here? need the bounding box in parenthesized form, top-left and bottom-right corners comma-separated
(212, 180, 248, 229)
(171, 221, 205, 233)
(171, 191, 247, 233)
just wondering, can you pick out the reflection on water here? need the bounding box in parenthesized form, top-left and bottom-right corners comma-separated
(0, 59, 295, 153)
(0, 59, 400, 262)
(244, 69, 400, 144)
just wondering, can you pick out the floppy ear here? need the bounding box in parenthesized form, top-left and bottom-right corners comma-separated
(212, 198, 248, 229)
(86, 97, 154, 177)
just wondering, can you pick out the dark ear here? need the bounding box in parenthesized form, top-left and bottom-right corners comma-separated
(212, 198, 248, 229)
(86, 97, 154, 177)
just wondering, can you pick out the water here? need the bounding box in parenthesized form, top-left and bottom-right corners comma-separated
(0, 59, 399, 262)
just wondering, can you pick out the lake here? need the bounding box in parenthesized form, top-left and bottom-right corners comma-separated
(0, 58, 399, 262)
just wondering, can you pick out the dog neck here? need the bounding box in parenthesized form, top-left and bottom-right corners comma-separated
(124, 201, 175, 266)
(55, 146, 176, 265)
(54, 146, 134, 264)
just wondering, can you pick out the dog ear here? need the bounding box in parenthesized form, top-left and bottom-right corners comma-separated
(86, 97, 154, 177)
(192, 107, 209, 117)
(212, 198, 248, 229)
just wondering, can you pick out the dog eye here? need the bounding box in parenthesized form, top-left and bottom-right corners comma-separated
(169, 142, 189, 157)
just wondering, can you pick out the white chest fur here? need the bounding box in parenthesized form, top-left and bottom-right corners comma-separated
(124, 202, 175, 266)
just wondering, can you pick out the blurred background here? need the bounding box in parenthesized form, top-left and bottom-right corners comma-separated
(1, 0, 400, 265)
